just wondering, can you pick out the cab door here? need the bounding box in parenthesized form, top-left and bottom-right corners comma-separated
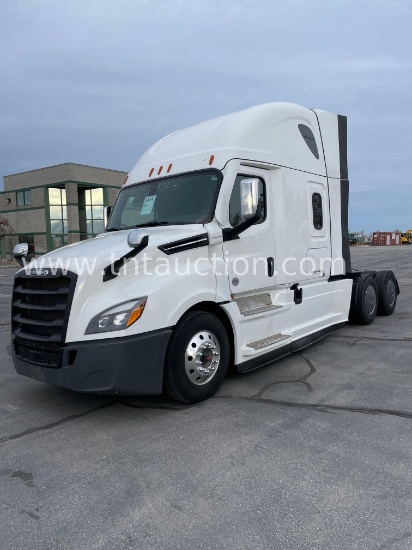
(304, 181, 331, 279)
(222, 167, 275, 295)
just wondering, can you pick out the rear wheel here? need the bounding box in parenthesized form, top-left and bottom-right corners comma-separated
(164, 311, 230, 403)
(376, 270, 397, 316)
(349, 274, 378, 325)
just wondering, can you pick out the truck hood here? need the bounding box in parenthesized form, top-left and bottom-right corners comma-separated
(27, 225, 207, 274)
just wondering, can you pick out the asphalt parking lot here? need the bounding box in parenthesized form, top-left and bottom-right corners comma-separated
(1, 247, 412, 550)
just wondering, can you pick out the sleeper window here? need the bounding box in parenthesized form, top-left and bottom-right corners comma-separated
(299, 124, 319, 159)
(229, 175, 266, 227)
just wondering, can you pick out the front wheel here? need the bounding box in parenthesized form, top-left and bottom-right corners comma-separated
(164, 311, 230, 403)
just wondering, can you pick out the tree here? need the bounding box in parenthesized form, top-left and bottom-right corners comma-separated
(0, 217, 14, 235)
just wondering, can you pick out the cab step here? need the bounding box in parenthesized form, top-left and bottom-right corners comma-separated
(235, 293, 282, 317)
(246, 333, 290, 350)
(241, 304, 282, 316)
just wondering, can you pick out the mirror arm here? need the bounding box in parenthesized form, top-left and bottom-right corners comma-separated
(222, 204, 261, 242)
(103, 235, 149, 282)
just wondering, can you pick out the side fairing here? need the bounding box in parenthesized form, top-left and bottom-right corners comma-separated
(312, 109, 351, 275)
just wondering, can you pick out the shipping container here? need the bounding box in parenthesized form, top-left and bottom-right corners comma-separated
(372, 231, 401, 246)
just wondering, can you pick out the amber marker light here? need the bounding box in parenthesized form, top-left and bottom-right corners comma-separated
(123, 176, 128, 185)
(167, 163, 172, 173)
(127, 298, 147, 328)
(149, 168, 154, 177)
(209, 155, 214, 165)
(158, 166, 163, 175)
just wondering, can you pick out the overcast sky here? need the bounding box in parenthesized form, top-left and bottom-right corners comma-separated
(1, 0, 411, 232)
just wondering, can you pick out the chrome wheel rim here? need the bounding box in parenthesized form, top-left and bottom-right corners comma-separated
(365, 284, 377, 315)
(386, 279, 396, 307)
(185, 331, 220, 385)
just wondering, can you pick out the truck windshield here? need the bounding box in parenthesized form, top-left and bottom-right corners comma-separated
(107, 171, 221, 230)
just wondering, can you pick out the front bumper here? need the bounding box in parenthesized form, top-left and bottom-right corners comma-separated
(12, 328, 172, 395)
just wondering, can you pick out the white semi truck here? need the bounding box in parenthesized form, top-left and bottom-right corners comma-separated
(11, 103, 399, 403)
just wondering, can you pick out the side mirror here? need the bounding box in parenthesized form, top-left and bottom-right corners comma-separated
(127, 229, 149, 248)
(222, 178, 262, 242)
(240, 178, 260, 220)
(13, 243, 28, 267)
(104, 206, 112, 229)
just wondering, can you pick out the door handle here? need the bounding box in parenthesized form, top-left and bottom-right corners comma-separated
(291, 283, 303, 305)
(267, 257, 274, 277)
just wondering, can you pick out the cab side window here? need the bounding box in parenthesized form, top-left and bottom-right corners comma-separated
(229, 175, 266, 227)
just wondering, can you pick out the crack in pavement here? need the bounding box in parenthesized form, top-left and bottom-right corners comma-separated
(1, 327, 412, 445)
(303, 338, 363, 351)
(119, 400, 190, 412)
(223, 333, 412, 417)
(0, 401, 117, 445)
(1, 392, 412, 447)
(301, 336, 412, 354)
(335, 335, 412, 343)
(250, 352, 316, 399)
(215, 394, 412, 420)
(220, 331, 412, 419)
(0, 400, 188, 445)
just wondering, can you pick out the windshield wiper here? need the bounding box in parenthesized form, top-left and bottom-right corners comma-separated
(107, 221, 169, 232)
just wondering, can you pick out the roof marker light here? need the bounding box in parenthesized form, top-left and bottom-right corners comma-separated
(149, 168, 154, 177)
(158, 166, 163, 175)
(167, 163, 172, 173)
(123, 176, 128, 185)
(209, 155, 214, 165)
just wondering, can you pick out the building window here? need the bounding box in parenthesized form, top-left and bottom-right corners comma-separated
(229, 175, 266, 227)
(312, 192, 323, 230)
(48, 188, 68, 249)
(16, 190, 32, 206)
(80, 188, 104, 238)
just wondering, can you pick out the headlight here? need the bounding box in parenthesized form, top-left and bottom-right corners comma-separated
(85, 297, 147, 335)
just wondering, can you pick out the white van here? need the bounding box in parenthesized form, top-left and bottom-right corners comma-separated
(11, 103, 399, 402)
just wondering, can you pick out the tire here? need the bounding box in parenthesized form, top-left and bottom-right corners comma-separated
(361, 270, 376, 277)
(376, 270, 398, 316)
(164, 311, 230, 403)
(349, 274, 378, 325)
